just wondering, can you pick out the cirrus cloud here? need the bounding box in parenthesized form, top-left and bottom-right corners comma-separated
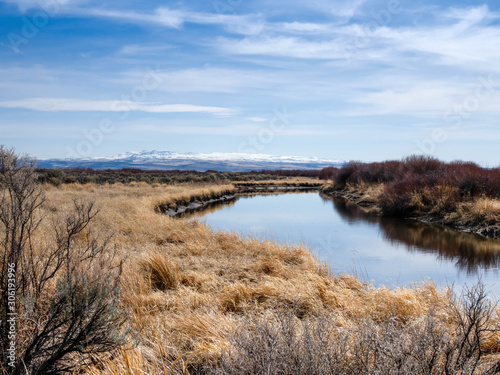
(0, 98, 235, 117)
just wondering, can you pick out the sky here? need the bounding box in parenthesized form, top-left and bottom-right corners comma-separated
(1, 0, 500, 165)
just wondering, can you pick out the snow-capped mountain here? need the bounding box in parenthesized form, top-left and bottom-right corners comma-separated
(37, 151, 345, 171)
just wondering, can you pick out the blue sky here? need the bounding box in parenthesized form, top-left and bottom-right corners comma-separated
(1, 0, 500, 165)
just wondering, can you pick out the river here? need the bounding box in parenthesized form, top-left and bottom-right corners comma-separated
(184, 191, 500, 296)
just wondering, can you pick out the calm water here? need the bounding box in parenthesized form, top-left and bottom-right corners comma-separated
(185, 192, 500, 295)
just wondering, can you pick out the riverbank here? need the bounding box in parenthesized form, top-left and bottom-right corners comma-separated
(155, 185, 236, 216)
(234, 177, 323, 187)
(34, 182, 500, 374)
(155, 178, 323, 215)
(234, 177, 323, 192)
(320, 182, 500, 239)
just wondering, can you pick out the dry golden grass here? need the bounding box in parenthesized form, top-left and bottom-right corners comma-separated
(358, 182, 384, 202)
(142, 252, 180, 291)
(33, 183, 500, 374)
(337, 182, 384, 201)
(466, 197, 500, 220)
(439, 196, 500, 237)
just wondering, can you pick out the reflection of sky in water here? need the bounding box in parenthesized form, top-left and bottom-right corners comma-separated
(187, 192, 500, 296)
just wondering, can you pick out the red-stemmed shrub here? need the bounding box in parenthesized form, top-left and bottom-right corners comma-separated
(332, 155, 500, 217)
(318, 167, 338, 180)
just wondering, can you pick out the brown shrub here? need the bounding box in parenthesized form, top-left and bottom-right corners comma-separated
(335, 156, 500, 218)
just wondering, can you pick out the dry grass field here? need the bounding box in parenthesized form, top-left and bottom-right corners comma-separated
(30, 182, 500, 374)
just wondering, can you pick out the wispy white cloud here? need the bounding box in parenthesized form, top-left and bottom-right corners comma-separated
(112, 67, 287, 94)
(117, 44, 173, 56)
(278, 22, 345, 34)
(345, 74, 500, 117)
(217, 36, 349, 59)
(250, 0, 366, 24)
(79, 6, 264, 35)
(217, 5, 500, 72)
(182, 11, 264, 35)
(0, 98, 235, 116)
(82, 7, 184, 28)
(330, 0, 366, 23)
(372, 6, 500, 69)
(444, 5, 491, 27)
(348, 85, 465, 116)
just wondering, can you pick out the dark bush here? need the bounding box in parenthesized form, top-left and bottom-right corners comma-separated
(379, 175, 431, 217)
(335, 161, 362, 187)
(319, 167, 338, 180)
(333, 156, 500, 217)
(401, 155, 444, 175)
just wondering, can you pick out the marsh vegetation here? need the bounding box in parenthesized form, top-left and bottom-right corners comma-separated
(2, 148, 500, 374)
(321, 156, 500, 238)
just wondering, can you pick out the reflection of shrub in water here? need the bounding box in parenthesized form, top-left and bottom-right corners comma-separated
(380, 219, 500, 273)
(183, 191, 317, 219)
(179, 197, 238, 219)
(325, 195, 500, 274)
(326, 195, 379, 225)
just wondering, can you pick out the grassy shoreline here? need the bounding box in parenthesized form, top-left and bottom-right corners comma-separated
(233, 177, 323, 188)
(154, 185, 236, 216)
(321, 182, 500, 239)
(322, 156, 500, 239)
(33, 182, 500, 373)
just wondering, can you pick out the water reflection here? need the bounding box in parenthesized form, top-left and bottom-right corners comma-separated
(178, 198, 237, 218)
(184, 191, 316, 219)
(181, 191, 500, 290)
(326, 196, 500, 274)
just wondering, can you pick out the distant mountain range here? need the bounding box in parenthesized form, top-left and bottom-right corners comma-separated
(37, 150, 345, 171)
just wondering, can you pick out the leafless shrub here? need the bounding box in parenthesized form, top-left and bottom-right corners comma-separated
(206, 282, 500, 375)
(0, 146, 45, 299)
(0, 146, 128, 374)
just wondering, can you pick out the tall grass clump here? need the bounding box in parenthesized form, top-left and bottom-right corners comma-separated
(142, 252, 179, 290)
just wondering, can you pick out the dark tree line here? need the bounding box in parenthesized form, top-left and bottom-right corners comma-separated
(36, 168, 323, 186)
